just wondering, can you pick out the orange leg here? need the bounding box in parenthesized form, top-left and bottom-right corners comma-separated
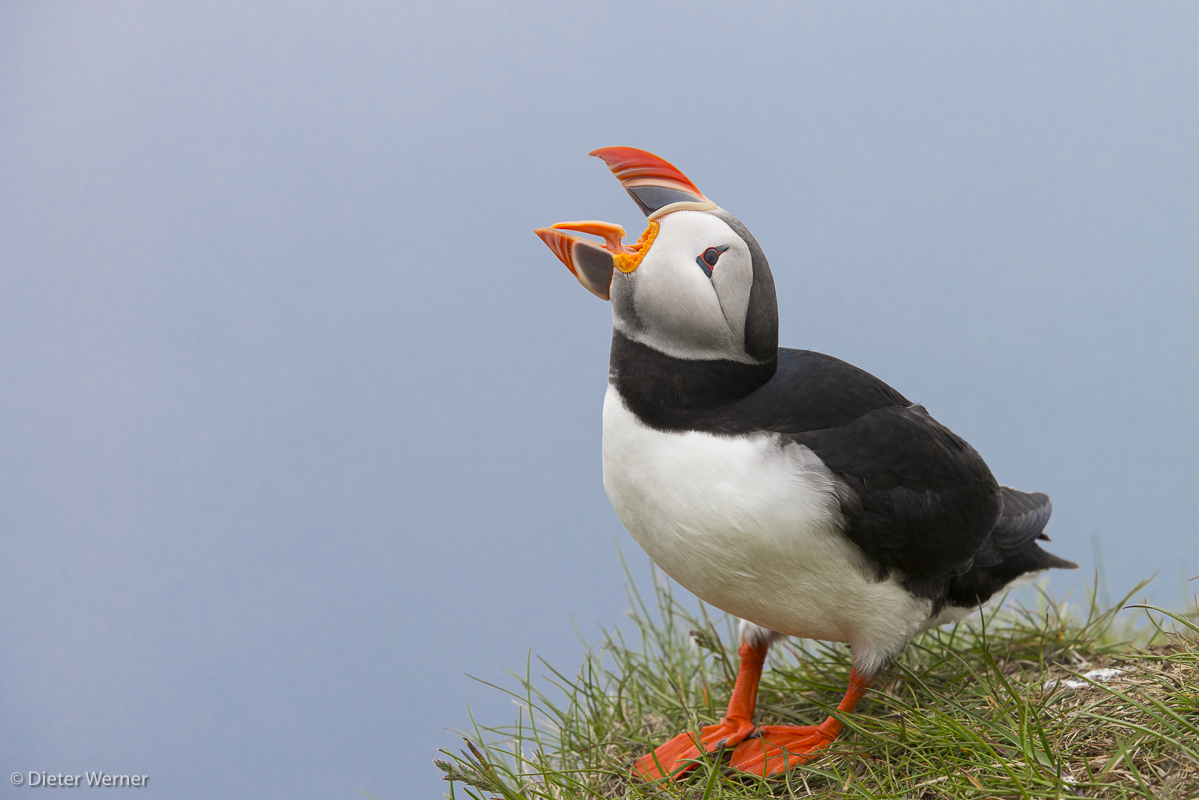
(729, 667, 872, 776)
(632, 641, 768, 780)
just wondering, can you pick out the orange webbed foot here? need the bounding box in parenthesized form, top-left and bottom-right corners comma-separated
(728, 720, 841, 776)
(632, 716, 756, 780)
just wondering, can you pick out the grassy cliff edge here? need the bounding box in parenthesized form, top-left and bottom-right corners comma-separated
(438, 572, 1199, 799)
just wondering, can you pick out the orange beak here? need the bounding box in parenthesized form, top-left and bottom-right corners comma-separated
(533, 220, 658, 300)
(536, 147, 712, 300)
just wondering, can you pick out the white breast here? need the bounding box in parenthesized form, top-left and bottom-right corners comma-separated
(601, 385, 932, 670)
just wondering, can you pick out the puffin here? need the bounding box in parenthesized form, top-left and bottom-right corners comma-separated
(534, 147, 1077, 779)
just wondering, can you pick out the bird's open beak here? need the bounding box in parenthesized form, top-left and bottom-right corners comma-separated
(535, 147, 715, 301)
(533, 220, 658, 300)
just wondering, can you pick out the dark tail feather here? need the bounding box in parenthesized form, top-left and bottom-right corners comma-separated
(946, 487, 1077, 608)
(972, 487, 1056, 567)
(947, 542, 1077, 609)
(994, 486, 1077, 569)
(993, 487, 1053, 545)
(1040, 549, 1079, 571)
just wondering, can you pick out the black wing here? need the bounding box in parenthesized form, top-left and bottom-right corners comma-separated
(791, 404, 1000, 581)
(733, 350, 1002, 582)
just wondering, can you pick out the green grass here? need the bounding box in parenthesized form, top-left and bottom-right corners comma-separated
(436, 568, 1199, 799)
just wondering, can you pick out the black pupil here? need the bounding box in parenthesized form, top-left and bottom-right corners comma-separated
(703, 248, 720, 267)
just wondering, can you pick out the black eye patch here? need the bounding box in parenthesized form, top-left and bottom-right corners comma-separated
(696, 245, 729, 277)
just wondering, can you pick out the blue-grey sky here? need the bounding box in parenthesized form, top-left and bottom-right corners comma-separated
(2, 2, 1196, 798)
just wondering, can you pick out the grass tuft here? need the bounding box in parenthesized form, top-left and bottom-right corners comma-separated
(437, 567, 1199, 799)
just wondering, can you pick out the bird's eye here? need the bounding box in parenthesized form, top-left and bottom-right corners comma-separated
(696, 245, 729, 277)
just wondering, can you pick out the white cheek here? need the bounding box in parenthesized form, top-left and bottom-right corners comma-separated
(635, 251, 731, 351)
(709, 245, 752, 348)
(614, 210, 761, 363)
